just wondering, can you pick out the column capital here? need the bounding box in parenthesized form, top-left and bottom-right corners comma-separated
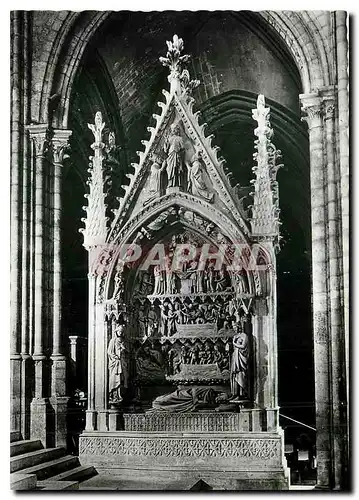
(26, 124, 51, 158)
(319, 86, 337, 120)
(300, 93, 322, 123)
(52, 129, 72, 164)
(300, 88, 337, 125)
(69, 335, 79, 346)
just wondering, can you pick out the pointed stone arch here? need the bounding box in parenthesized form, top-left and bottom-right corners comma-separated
(35, 11, 330, 128)
(102, 193, 261, 304)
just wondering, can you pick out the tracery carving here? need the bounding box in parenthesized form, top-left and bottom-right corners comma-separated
(80, 435, 281, 461)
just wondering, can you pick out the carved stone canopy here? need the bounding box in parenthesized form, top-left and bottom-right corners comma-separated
(80, 35, 282, 413)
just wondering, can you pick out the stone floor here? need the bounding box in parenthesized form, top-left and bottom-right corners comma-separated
(79, 474, 202, 491)
(78, 472, 315, 491)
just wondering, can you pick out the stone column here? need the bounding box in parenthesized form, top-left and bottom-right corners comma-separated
(20, 11, 32, 441)
(335, 11, 349, 465)
(301, 89, 348, 490)
(266, 258, 279, 432)
(27, 124, 50, 445)
(300, 93, 331, 489)
(49, 129, 72, 448)
(323, 93, 347, 489)
(10, 9, 23, 437)
(95, 301, 109, 431)
(85, 273, 97, 431)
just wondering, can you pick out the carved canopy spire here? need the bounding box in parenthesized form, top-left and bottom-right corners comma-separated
(80, 111, 109, 249)
(159, 34, 200, 95)
(249, 95, 282, 245)
(108, 35, 250, 242)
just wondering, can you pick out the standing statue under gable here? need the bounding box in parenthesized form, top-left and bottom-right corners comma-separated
(186, 151, 214, 202)
(148, 153, 165, 198)
(163, 124, 185, 189)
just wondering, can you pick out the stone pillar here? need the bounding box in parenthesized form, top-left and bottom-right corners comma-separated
(300, 93, 331, 488)
(69, 335, 87, 394)
(27, 124, 50, 445)
(49, 129, 72, 448)
(10, 10, 23, 437)
(301, 89, 348, 489)
(266, 259, 279, 431)
(335, 13, 349, 476)
(323, 92, 347, 489)
(95, 302, 109, 431)
(85, 273, 97, 431)
(18, 10, 32, 441)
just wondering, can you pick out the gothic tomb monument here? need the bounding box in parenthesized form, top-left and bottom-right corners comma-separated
(79, 34, 289, 490)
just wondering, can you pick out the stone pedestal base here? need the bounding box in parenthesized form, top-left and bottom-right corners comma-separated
(49, 396, 69, 448)
(21, 356, 33, 440)
(30, 397, 49, 446)
(10, 356, 22, 435)
(79, 430, 290, 490)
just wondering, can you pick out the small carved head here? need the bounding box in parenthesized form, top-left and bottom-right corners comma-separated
(115, 323, 125, 337)
(170, 123, 180, 135)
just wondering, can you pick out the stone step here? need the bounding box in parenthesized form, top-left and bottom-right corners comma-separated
(37, 480, 79, 490)
(17, 455, 79, 480)
(10, 431, 22, 443)
(10, 472, 37, 490)
(48, 465, 97, 483)
(10, 439, 43, 457)
(10, 447, 66, 473)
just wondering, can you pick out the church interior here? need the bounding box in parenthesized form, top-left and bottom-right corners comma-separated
(10, 10, 349, 491)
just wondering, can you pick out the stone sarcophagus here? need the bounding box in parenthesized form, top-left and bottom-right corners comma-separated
(79, 34, 289, 490)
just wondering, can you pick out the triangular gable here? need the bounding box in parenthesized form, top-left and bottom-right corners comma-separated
(108, 35, 249, 242)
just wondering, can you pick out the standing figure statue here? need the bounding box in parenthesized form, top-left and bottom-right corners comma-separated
(147, 305, 159, 338)
(230, 322, 250, 401)
(112, 270, 124, 300)
(159, 302, 177, 336)
(137, 303, 147, 342)
(108, 324, 128, 405)
(206, 262, 216, 293)
(153, 265, 165, 295)
(186, 151, 214, 202)
(216, 269, 227, 292)
(232, 270, 249, 294)
(148, 153, 165, 198)
(163, 124, 185, 189)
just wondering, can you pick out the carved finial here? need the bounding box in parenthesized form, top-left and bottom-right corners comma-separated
(252, 95, 272, 139)
(88, 111, 105, 146)
(81, 111, 109, 249)
(160, 34, 198, 94)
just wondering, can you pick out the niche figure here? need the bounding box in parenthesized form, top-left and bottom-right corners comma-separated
(230, 322, 250, 401)
(148, 153, 165, 197)
(153, 265, 165, 295)
(147, 305, 159, 338)
(186, 151, 214, 202)
(108, 324, 128, 405)
(111, 267, 124, 300)
(163, 124, 185, 189)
